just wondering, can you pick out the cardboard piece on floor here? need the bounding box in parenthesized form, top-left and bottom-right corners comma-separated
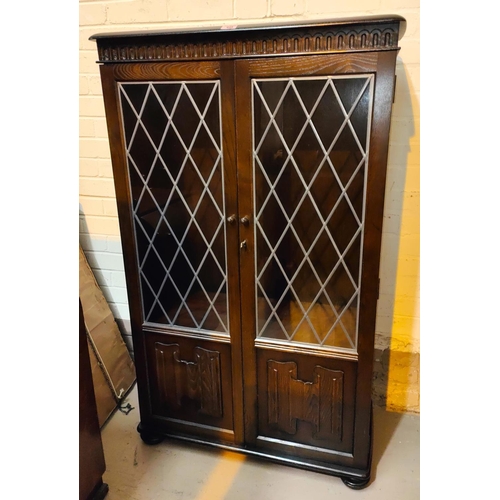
(79, 245, 136, 427)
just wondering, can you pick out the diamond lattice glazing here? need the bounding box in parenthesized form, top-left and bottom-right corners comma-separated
(119, 81, 228, 334)
(253, 75, 374, 351)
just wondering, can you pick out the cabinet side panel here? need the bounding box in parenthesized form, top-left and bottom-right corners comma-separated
(353, 50, 399, 467)
(99, 64, 153, 422)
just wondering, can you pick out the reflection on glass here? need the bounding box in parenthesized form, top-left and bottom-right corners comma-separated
(119, 81, 227, 333)
(253, 76, 373, 351)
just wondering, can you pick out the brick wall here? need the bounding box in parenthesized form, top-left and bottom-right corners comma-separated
(79, 0, 420, 412)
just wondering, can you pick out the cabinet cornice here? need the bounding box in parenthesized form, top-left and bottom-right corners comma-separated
(90, 16, 405, 64)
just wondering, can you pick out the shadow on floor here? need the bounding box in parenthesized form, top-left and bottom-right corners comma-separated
(370, 407, 404, 484)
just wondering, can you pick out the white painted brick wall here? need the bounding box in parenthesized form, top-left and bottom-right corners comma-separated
(106, 0, 169, 24)
(234, 0, 268, 19)
(79, 3, 106, 26)
(79, 0, 420, 360)
(271, 0, 305, 16)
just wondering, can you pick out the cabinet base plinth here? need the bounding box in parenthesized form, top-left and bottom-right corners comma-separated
(146, 428, 372, 488)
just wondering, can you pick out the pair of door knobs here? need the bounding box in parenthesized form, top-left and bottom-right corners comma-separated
(227, 214, 249, 226)
(227, 215, 249, 250)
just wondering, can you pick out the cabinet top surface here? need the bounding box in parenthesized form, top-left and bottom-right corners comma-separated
(90, 15, 406, 41)
(90, 15, 405, 63)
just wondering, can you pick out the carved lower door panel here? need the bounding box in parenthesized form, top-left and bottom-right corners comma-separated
(145, 331, 234, 441)
(256, 350, 356, 461)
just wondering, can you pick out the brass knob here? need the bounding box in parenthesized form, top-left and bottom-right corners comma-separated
(240, 216, 250, 226)
(240, 240, 247, 250)
(227, 214, 237, 224)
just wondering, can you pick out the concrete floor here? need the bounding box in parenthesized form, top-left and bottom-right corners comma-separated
(100, 386, 419, 500)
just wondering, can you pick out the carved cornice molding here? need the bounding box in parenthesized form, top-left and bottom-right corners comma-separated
(92, 19, 403, 63)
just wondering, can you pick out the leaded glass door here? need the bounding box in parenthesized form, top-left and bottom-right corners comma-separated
(109, 61, 243, 442)
(235, 57, 376, 459)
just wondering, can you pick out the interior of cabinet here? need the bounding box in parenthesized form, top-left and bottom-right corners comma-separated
(120, 81, 229, 334)
(253, 76, 372, 351)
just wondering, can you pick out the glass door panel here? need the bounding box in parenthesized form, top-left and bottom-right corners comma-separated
(253, 75, 374, 353)
(119, 81, 229, 335)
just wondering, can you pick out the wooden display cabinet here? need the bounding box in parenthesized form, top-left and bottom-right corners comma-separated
(91, 15, 405, 489)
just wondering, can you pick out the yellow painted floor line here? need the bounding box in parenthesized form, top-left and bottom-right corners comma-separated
(195, 450, 246, 500)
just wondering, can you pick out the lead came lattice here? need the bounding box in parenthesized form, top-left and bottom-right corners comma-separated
(118, 81, 229, 335)
(253, 75, 374, 352)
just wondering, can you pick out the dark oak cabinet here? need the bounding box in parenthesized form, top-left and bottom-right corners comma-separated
(91, 15, 405, 489)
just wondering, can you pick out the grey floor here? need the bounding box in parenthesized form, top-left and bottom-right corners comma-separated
(100, 386, 419, 499)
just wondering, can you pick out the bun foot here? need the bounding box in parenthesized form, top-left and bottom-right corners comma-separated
(341, 475, 370, 490)
(137, 423, 164, 445)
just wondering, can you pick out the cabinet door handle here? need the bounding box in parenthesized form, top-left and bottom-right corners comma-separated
(240, 216, 250, 226)
(240, 240, 247, 250)
(227, 214, 237, 224)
